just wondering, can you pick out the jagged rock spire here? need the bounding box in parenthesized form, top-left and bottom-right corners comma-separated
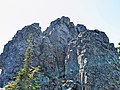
(0, 16, 120, 90)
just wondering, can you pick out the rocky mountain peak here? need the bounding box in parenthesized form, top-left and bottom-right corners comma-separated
(76, 24, 87, 32)
(0, 16, 120, 90)
(13, 23, 42, 41)
(50, 16, 70, 27)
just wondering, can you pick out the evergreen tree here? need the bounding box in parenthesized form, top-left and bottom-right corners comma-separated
(5, 35, 41, 90)
(118, 42, 120, 57)
(117, 42, 120, 69)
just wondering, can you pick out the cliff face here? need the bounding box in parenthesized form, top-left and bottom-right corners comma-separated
(0, 16, 120, 90)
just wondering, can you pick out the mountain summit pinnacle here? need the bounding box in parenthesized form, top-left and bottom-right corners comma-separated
(0, 16, 120, 90)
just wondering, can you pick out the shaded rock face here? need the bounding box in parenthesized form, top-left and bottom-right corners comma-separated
(0, 16, 120, 90)
(65, 30, 120, 90)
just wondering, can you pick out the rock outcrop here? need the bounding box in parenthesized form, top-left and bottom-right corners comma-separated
(0, 16, 120, 90)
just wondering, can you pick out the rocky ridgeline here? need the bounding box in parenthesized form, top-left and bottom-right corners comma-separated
(0, 16, 120, 90)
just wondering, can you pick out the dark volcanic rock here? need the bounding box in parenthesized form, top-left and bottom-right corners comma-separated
(65, 30, 120, 90)
(0, 16, 120, 90)
(0, 23, 43, 86)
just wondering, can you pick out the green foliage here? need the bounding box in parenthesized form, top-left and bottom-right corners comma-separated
(5, 35, 41, 90)
(118, 42, 120, 57)
(117, 42, 120, 69)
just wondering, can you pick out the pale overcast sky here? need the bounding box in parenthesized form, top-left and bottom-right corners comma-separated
(0, 0, 120, 53)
